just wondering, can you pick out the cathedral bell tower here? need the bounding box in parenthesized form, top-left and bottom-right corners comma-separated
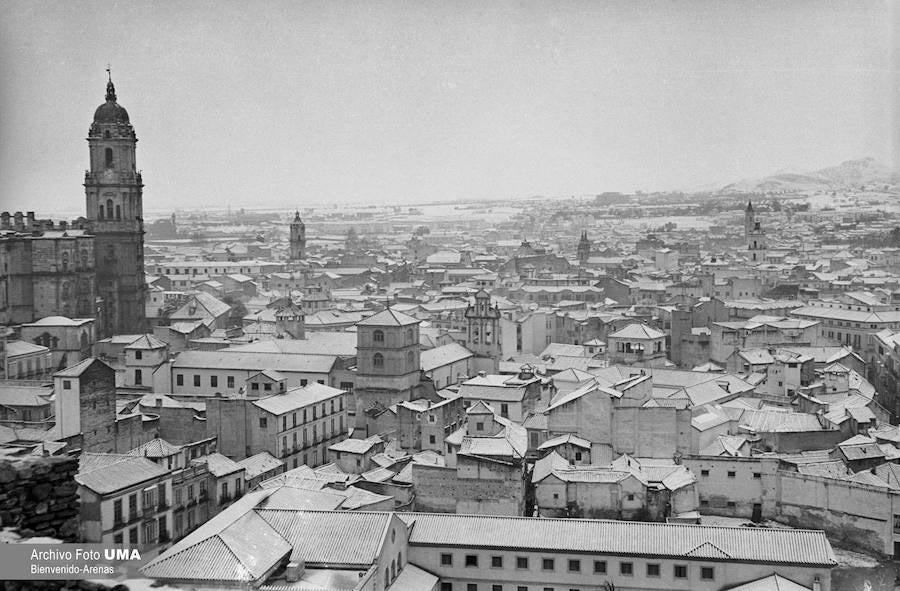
(289, 211, 306, 260)
(84, 71, 147, 336)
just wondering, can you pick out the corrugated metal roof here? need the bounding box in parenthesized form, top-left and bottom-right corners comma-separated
(76, 453, 168, 494)
(141, 506, 292, 582)
(404, 513, 836, 566)
(388, 563, 439, 591)
(0, 384, 53, 407)
(253, 383, 344, 415)
(173, 350, 337, 374)
(420, 343, 473, 372)
(725, 574, 812, 591)
(255, 510, 392, 566)
(238, 452, 284, 479)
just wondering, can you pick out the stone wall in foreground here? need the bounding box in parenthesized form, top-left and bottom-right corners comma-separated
(0, 454, 80, 541)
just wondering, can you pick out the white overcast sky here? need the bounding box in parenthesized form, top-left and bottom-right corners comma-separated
(0, 0, 896, 214)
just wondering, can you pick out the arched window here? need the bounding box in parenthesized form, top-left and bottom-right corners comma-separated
(115, 205, 121, 220)
(98, 205, 104, 219)
(373, 330, 384, 343)
(390, 560, 396, 581)
(61, 251, 69, 271)
(406, 328, 413, 342)
(384, 569, 389, 588)
(397, 551, 402, 567)
(373, 353, 384, 368)
(104, 130, 110, 139)
(106, 199, 114, 219)
(407, 351, 415, 368)
(104, 147, 113, 168)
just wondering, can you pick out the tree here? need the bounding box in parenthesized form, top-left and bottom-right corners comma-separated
(890, 227, 900, 246)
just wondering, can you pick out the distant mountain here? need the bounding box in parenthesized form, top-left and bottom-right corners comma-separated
(719, 157, 897, 194)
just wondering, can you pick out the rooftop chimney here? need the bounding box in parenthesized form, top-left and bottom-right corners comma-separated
(285, 561, 305, 582)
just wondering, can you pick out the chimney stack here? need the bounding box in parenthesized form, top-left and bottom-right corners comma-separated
(285, 561, 305, 582)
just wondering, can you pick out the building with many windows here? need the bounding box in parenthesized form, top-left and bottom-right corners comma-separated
(206, 382, 349, 470)
(76, 452, 173, 550)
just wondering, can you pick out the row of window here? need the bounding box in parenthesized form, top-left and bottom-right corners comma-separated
(175, 373, 332, 390)
(279, 416, 344, 454)
(112, 484, 167, 524)
(260, 397, 344, 431)
(112, 519, 165, 546)
(440, 554, 714, 580)
(371, 351, 417, 369)
(155, 267, 259, 275)
(698, 468, 762, 479)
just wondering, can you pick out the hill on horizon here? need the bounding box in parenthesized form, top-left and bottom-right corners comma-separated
(719, 157, 898, 194)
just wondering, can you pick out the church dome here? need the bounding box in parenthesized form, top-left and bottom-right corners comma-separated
(93, 79, 130, 124)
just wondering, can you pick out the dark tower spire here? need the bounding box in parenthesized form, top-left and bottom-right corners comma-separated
(105, 65, 116, 102)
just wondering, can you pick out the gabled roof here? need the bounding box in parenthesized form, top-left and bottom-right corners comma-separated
(141, 491, 291, 583)
(77, 453, 168, 494)
(124, 334, 167, 350)
(465, 400, 494, 415)
(128, 438, 181, 458)
(253, 510, 396, 567)
(537, 433, 591, 451)
(724, 574, 812, 591)
(253, 383, 344, 415)
(237, 452, 284, 480)
(5, 340, 49, 357)
(54, 358, 111, 378)
(329, 436, 382, 455)
(403, 513, 836, 566)
(608, 323, 666, 340)
(203, 453, 245, 478)
(357, 308, 420, 327)
(420, 343, 474, 372)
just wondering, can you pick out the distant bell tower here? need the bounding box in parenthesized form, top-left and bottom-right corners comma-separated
(577, 230, 592, 265)
(465, 289, 501, 373)
(744, 200, 755, 240)
(289, 211, 306, 260)
(745, 200, 767, 264)
(84, 70, 147, 336)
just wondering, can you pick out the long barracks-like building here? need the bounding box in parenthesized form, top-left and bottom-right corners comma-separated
(140, 494, 835, 591)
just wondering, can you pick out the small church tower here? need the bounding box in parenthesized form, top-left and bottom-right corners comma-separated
(745, 200, 767, 264)
(577, 230, 592, 265)
(289, 211, 306, 260)
(465, 289, 501, 373)
(275, 299, 305, 339)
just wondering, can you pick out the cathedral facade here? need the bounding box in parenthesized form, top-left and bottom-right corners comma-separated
(84, 75, 147, 336)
